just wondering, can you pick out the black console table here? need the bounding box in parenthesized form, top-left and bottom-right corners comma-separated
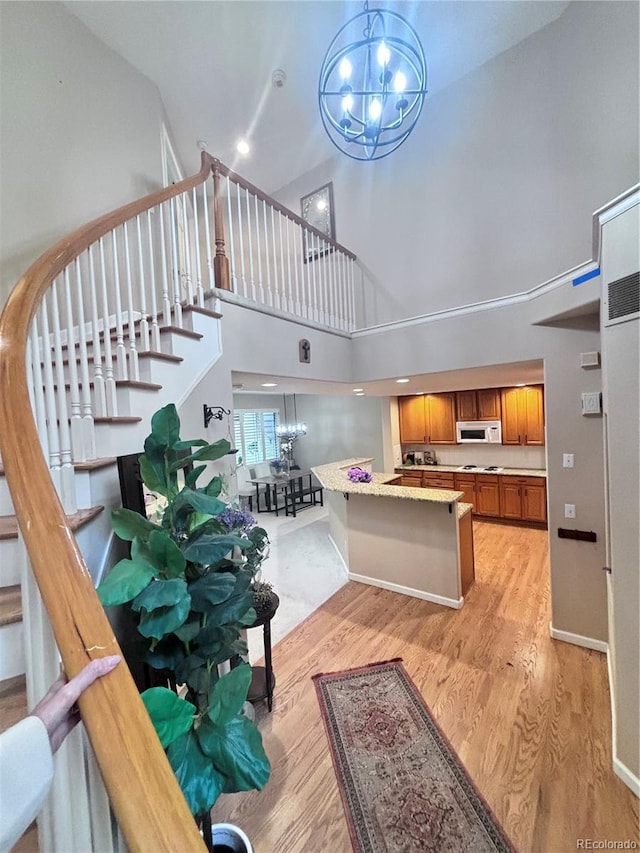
(246, 590, 280, 711)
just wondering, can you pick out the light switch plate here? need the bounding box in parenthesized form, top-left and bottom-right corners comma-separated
(564, 504, 576, 519)
(563, 453, 574, 468)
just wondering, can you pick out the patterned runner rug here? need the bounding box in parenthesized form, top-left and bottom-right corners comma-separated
(313, 659, 515, 853)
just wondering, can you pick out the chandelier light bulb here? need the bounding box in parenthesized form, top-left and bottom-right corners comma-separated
(341, 93, 354, 112)
(377, 40, 391, 66)
(339, 58, 352, 79)
(393, 71, 407, 93)
(369, 98, 382, 121)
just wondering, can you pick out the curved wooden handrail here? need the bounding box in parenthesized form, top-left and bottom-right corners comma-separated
(211, 157, 358, 261)
(0, 155, 214, 851)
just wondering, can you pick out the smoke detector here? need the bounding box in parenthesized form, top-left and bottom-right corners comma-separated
(272, 69, 287, 89)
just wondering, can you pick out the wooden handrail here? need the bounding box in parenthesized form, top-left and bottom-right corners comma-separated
(0, 156, 214, 851)
(211, 157, 358, 261)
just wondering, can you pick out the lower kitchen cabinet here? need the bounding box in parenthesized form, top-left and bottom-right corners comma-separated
(422, 471, 455, 489)
(500, 476, 547, 523)
(453, 474, 476, 512)
(398, 471, 423, 488)
(475, 475, 501, 517)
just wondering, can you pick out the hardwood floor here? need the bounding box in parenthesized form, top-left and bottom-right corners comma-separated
(211, 520, 639, 853)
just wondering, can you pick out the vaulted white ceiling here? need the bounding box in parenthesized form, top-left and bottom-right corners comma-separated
(66, 1, 569, 192)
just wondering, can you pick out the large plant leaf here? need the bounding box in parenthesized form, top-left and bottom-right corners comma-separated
(188, 572, 236, 612)
(167, 439, 231, 472)
(151, 404, 181, 449)
(148, 529, 186, 578)
(174, 617, 201, 644)
(172, 488, 227, 519)
(111, 508, 158, 542)
(174, 653, 207, 685)
(97, 558, 154, 606)
(206, 593, 255, 628)
(146, 635, 187, 670)
(166, 729, 225, 815)
(141, 687, 196, 748)
(187, 511, 214, 534)
(204, 475, 223, 497)
(172, 439, 208, 451)
(185, 465, 207, 488)
(181, 533, 247, 565)
(207, 663, 252, 726)
(138, 453, 166, 497)
(131, 578, 189, 613)
(137, 596, 191, 639)
(197, 715, 270, 793)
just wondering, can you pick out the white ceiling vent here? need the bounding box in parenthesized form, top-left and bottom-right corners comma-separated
(604, 271, 639, 327)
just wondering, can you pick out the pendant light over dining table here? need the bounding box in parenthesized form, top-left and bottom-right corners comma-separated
(318, 1, 427, 161)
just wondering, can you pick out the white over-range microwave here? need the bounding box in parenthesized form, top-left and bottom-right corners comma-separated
(456, 420, 502, 444)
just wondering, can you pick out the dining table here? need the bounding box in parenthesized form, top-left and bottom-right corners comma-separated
(248, 469, 322, 516)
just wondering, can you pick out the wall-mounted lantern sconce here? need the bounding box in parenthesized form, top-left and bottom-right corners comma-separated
(203, 404, 231, 429)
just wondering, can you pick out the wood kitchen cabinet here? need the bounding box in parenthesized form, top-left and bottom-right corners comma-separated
(398, 393, 456, 444)
(422, 471, 455, 489)
(500, 476, 547, 523)
(500, 385, 545, 445)
(453, 474, 476, 511)
(475, 475, 501, 517)
(455, 389, 501, 421)
(396, 470, 423, 488)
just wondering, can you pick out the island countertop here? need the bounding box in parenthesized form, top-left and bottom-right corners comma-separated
(312, 458, 463, 504)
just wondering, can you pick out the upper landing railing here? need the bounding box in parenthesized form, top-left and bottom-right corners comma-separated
(0, 151, 358, 852)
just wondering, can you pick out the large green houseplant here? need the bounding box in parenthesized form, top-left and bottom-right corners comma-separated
(97, 404, 270, 816)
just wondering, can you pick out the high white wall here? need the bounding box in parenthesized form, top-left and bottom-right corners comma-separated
(0, 1, 170, 306)
(275, 1, 639, 325)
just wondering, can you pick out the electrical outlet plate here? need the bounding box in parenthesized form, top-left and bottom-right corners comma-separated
(564, 504, 576, 519)
(563, 453, 574, 468)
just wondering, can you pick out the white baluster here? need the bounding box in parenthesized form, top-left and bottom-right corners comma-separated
(50, 283, 76, 508)
(254, 193, 264, 305)
(226, 176, 237, 292)
(159, 201, 172, 328)
(246, 188, 256, 301)
(202, 179, 214, 292)
(262, 199, 273, 307)
(339, 252, 348, 331)
(293, 218, 301, 316)
(285, 215, 293, 313)
(122, 221, 139, 380)
(235, 181, 247, 298)
(318, 239, 327, 325)
(62, 268, 84, 461)
(111, 229, 128, 379)
(74, 257, 96, 460)
(146, 210, 162, 351)
(87, 246, 107, 417)
(169, 197, 183, 327)
(135, 216, 150, 352)
(38, 297, 62, 494)
(348, 257, 356, 331)
(278, 212, 287, 312)
(311, 232, 319, 322)
(271, 207, 279, 309)
(181, 192, 194, 305)
(192, 187, 204, 306)
(28, 318, 50, 464)
(302, 227, 311, 320)
(98, 238, 118, 414)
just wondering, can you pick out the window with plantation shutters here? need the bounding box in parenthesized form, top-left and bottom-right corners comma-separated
(234, 409, 279, 465)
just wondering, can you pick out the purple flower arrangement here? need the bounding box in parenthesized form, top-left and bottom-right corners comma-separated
(219, 506, 256, 534)
(347, 466, 373, 484)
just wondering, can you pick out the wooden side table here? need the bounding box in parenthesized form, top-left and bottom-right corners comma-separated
(246, 590, 280, 712)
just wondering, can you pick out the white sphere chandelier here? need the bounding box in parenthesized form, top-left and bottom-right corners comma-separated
(318, 2, 427, 161)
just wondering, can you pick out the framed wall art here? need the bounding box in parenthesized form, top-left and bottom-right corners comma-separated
(300, 182, 335, 262)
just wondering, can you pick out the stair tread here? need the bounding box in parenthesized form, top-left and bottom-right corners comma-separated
(182, 303, 222, 320)
(57, 379, 163, 392)
(73, 457, 116, 472)
(0, 585, 21, 627)
(0, 505, 104, 540)
(94, 416, 142, 424)
(0, 674, 28, 734)
(52, 350, 183, 367)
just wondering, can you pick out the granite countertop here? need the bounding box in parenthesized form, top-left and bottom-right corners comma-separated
(398, 464, 547, 478)
(312, 459, 463, 505)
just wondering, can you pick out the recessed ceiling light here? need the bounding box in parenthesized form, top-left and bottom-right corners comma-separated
(396, 378, 410, 384)
(355, 391, 365, 396)
(515, 383, 526, 387)
(236, 139, 250, 155)
(353, 388, 364, 392)
(261, 382, 277, 387)
(414, 392, 425, 395)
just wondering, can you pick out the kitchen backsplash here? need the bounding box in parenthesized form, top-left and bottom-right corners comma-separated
(402, 443, 547, 470)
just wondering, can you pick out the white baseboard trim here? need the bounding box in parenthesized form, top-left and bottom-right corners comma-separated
(549, 623, 608, 653)
(349, 572, 463, 609)
(613, 756, 640, 798)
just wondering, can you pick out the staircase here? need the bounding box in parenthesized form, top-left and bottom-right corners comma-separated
(0, 150, 359, 851)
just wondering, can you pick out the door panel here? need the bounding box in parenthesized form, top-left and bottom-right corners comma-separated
(399, 397, 426, 443)
(427, 393, 456, 444)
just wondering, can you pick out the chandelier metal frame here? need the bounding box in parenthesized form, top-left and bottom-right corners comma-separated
(318, 2, 427, 161)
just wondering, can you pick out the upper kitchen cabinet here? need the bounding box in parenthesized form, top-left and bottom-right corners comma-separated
(500, 385, 545, 445)
(399, 393, 456, 444)
(455, 389, 501, 421)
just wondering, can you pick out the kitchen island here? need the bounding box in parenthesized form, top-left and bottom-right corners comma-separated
(312, 458, 474, 609)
